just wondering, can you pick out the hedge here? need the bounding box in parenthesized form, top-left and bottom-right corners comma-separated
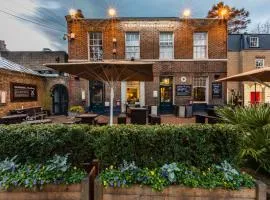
(0, 124, 241, 168)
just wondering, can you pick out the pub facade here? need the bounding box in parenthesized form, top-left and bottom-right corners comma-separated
(67, 16, 228, 113)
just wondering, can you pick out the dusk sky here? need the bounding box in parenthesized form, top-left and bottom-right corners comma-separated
(0, 0, 269, 51)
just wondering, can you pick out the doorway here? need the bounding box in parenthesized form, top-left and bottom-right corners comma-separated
(160, 77, 173, 114)
(89, 81, 104, 113)
(52, 84, 69, 115)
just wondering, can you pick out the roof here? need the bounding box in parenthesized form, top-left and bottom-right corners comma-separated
(0, 56, 41, 76)
(229, 34, 270, 52)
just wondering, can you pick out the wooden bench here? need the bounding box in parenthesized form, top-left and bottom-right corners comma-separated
(148, 114, 161, 125)
(194, 114, 218, 124)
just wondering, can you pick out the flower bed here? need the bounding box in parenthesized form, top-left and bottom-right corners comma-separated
(0, 155, 89, 200)
(94, 162, 268, 200)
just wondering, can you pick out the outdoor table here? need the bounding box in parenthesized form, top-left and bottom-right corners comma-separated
(130, 108, 148, 125)
(0, 114, 27, 125)
(22, 119, 52, 125)
(75, 114, 98, 125)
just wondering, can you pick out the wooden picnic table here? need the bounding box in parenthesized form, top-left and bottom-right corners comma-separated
(75, 114, 99, 125)
(0, 114, 27, 125)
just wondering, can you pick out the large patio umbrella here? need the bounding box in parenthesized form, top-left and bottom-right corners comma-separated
(45, 60, 154, 125)
(216, 67, 270, 85)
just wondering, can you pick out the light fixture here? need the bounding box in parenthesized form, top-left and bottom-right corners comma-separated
(219, 8, 228, 19)
(108, 8, 116, 17)
(183, 9, 191, 18)
(69, 9, 77, 17)
(112, 38, 117, 43)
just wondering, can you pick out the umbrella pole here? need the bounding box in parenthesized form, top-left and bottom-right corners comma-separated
(109, 85, 114, 126)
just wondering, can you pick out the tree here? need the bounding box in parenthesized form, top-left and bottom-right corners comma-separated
(207, 2, 251, 33)
(253, 20, 270, 34)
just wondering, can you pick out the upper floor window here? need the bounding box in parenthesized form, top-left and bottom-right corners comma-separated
(159, 32, 174, 59)
(193, 32, 208, 59)
(255, 59, 264, 68)
(89, 32, 103, 61)
(250, 37, 259, 48)
(125, 32, 140, 60)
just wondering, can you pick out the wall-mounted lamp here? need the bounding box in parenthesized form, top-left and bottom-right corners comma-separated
(63, 33, 75, 41)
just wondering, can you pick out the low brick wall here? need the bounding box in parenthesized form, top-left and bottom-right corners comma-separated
(0, 178, 89, 200)
(95, 180, 267, 200)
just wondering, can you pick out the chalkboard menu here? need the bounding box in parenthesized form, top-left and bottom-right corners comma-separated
(212, 83, 222, 98)
(176, 85, 192, 96)
(10, 83, 37, 102)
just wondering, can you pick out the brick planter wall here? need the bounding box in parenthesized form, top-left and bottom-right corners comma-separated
(0, 178, 89, 200)
(95, 180, 267, 200)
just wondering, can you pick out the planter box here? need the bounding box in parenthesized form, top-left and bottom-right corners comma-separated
(0, 178, 89, 200)
(95, 180, 267, 200)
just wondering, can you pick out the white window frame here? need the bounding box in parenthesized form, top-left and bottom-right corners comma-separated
(255, 58, 265, 68)
(159, 32, 174, 60)
(250, 37, 259, 48)
(192, 77, 209, 103)
(193, 32, 208, 59)
(125, 32, 140, 60)
(88, 32, 103, 61)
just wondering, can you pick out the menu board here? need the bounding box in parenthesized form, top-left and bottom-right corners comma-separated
(212, 83, 222, 98)
(176, 85, 192, 96)
(10, 83, 37, 102)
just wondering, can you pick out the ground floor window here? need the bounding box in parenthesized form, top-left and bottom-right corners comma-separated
(126, 81, 140, 104)
(193, 77, 208, 102)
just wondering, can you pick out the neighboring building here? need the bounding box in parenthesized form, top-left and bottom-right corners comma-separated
(0, 50, 89, 115)
(0, 57, 44, 117)
(66, 16, 228, 113)
(228, 34, 270, 105)
(0, 41, 7, 51)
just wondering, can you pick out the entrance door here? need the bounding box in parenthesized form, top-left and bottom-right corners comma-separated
(160, 77, 173, 114)
(250, 92, 261, 104)
(52, 85, 68, 115)
(90, 81, 104, 113)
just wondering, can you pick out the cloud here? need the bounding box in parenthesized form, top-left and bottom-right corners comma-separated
(0, 0, 269, 50)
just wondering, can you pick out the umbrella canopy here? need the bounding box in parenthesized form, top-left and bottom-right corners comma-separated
(45, 60, 154, 126)
(216, 67, 270, 82)
(45, 60, 153, 82)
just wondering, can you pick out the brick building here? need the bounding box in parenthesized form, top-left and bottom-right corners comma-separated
(0, 57, 44, 117)
(228, 34, 270, 105)
(67, 16, 228, 113)
(0, 49, 89, 115)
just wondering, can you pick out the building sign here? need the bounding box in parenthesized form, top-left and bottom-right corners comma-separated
(176, 85, 192, 96)
(212, 83, 222, 99)
(10, 83, 37, 102)
(121, 21, 178, 29)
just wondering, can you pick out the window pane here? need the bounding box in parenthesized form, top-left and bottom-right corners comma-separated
(193, 87, 206, 101)
(160, 32, 173, 59)
(89, 32, 103, 61)
(126, 32, 140, 59)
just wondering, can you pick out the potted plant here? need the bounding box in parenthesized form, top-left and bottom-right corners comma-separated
(69, 105, 84, 117)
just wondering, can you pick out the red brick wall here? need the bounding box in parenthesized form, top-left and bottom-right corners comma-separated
(0, 69, 45, 117)
(67, 18, 227, 60)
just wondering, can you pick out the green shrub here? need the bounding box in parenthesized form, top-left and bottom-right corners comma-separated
(0, 124, 241, 169)
(216, 105, 270, 173)
(69, 106, 84, 113)
(0, 124, 94, 165)
(99, 161, 255, 191)
(90, 124, 242, 168)
(0, 155, 86, 190)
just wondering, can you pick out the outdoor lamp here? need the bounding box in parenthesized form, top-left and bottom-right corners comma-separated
(183, 9, 191, 18)
(219, 8, 228, 19)
(108, 8, 116, 17)
(69, 9, 77, 17)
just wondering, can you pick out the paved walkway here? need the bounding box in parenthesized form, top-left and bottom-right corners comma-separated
(47, 115, 195, 125)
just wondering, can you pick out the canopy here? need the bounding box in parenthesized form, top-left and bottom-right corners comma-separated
(45, 60, 153, 82)
(216, 67, 270, 82)
(45, 60, 154, 125)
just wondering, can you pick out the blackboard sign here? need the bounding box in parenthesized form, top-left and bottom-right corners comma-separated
(212, 83, 222, 98)
(10, 83, 37, 102)
(176, 85, 192, 96)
